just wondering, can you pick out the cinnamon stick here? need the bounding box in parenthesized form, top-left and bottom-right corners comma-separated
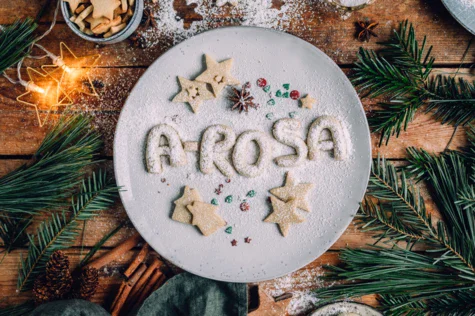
(151, 274, 167, 292)
(134, 268, 164, 309)
(111, 263, 147, 316)
(87, 232, 142, 270)
(124, 243, 149, 278)
(125, 257, 163, 307)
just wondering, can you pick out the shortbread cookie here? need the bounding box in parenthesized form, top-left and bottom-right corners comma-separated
(272, 118, 308, 167)
(172, 77, 215, 113)
(233, 130, 271, 178)
(64, 0, 82, 13)
(307, 115, 349, 161)
(172, 186, 202, 224)
(146, 124, 187, 174)
(270, 172, 314, 212)
(216, 0, 238, 6)
(264, 197, 305, 237)
(187, 201, 226, 236)
(200, 125, 236, 178)
(91, 0, 121, 20)
(195, 54, 240, 97)
(300, 94, 316, 109)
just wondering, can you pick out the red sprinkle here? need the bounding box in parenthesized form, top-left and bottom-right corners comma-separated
(215, 188, 222, 195)
(257, 78, 267, 87)
(244, 237, 252, 244)
(161, 178, 166, 183)
(219, 184, 224, 188)
(225, 179, 231, 183)
(240, 201, 250, 212)
(290, 90, 300, 100)
(231, 239, 237, 246)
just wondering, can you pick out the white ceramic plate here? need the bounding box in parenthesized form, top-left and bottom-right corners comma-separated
(114, 26, 371, 283)
(441, 0, 475, 35)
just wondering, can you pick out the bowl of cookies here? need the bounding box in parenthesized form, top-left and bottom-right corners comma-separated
(61, 0, 144, 44)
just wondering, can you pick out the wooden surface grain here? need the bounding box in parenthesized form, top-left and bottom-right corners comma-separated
(0, 0, 473, 314)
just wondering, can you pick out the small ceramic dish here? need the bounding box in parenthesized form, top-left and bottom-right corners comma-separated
(61, 0, 144, 44)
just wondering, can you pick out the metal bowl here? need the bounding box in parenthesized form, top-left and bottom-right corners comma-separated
(61, 0, 144, 44)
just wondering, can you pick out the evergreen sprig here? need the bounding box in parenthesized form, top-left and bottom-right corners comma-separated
(0, 115, 102, 215)
(353, 20, 475, 145)
(314, 143, 475, 314)
(0, 19, 37, 74)
(17, 171, 119, 292)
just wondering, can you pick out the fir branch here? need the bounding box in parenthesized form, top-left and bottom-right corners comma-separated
(0, 214, 31, 257)
(0, 115, 101, 215)
(426, 75, 475, 126)
(17, 171, 119, 292)
(0, 19, 37, 73)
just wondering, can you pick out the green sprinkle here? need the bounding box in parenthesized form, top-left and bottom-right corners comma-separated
(282, 92, 289, 98)
(211, 198, 218, 205)
(283, 84, 290, 90)
(276, 90, 282, 97)
(263, 85, 271, 93)
(225, 226, 233, 234)
(267, 99, 276, 106)
(247, 190, 256, 197)
(266, 113, 274, 120)
(225, 195, 233, 203)
(289, 111, 298, 118)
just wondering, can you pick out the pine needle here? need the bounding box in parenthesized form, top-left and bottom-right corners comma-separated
(0, 114, 102, 215)
(16, 170, 119, 292)
(0, 19, 37, 73)
(80, 222, 125, 267)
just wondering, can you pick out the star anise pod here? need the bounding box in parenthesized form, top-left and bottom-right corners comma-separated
(228, 82, 259, 113)
(130, 32, 148, 49)
(356, 20, 379, 42)
(141, 7, 157, 29)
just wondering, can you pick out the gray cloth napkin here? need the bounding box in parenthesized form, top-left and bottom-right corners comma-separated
(30, 273, 248, 316)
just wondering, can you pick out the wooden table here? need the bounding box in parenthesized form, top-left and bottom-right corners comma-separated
(0, 0, 473, 314)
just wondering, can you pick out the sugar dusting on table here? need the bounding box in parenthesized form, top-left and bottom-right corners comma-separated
(141, 0, 351, 49)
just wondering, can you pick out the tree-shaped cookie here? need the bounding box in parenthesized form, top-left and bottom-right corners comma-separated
(195, 55, 240, 97)
(270, 172, 314, 212)
(264, 197, 305, 237)
(172, 77, 215, 113)
(187, 201, 226, 236)
(172, 186, 202, 224)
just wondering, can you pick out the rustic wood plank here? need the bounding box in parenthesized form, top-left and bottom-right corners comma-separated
(1, 0, 474, 67)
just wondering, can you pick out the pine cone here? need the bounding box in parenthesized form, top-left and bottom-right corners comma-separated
(70, 267, 99, 301)
(33, 276, 54, 305)
(45, 250, 73, 297)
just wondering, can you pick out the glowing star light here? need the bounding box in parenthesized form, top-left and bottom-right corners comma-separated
(41, 42, 101, 98)
(17, 68, 73, 127)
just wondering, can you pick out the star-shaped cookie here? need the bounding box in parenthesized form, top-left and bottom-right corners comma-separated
(91, 0, 121, 20)
(216, 0, 238, 6)
(264, 197, 305, 237)
(187, 201, 226, 236)
(270, 172, 314, 212)
(172, 76, 215, 113)
(195, 54, 240, 97)
(300, 94, 316, 109)
(172, 186, 202, 224)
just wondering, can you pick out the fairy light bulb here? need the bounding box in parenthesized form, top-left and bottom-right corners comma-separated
(26, 82, 46, 94)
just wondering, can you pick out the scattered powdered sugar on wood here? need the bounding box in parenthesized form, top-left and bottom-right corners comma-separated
(141, 0, 351, 49)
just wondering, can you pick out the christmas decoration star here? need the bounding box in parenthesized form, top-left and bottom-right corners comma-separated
(172, 77, 215, 113)
(172, 186, 202, 224)
(187, 201, 226, 236)
(216, 0, 238, 6)
(195, 54, 240, 97)
(300, 94, 316, 109)
(91, 0, 121, 20)
(41, 42, 101, 98)
(17, 68, 73, 127)
(264, 197, 304, 237)
(64, 0, 82, 12)
(270, 172, 314, 212)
